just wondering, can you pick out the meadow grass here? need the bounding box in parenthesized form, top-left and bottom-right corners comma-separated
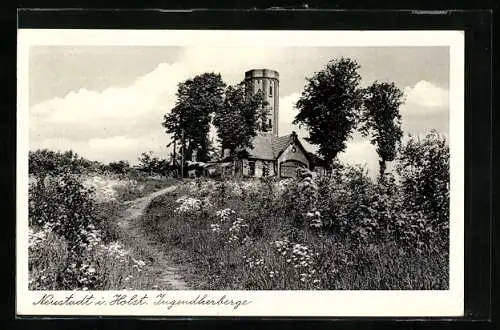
(141, 177, 449, 290)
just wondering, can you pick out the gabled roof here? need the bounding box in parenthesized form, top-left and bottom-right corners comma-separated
(245, 134, 274, 160)
(272, 135, 293, 157)
(244, 131, 304, 160)
(224, 131, 326, 167)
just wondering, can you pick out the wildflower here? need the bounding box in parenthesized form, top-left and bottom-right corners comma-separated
(306, 209, 323, 228)
(215, 208, 236, 222)
(241, 236, 252, 245)
(175, 196, 203, 213)
(210, 224, 221, 233)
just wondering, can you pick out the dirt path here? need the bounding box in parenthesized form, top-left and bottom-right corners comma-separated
(117, 185, 189, 290)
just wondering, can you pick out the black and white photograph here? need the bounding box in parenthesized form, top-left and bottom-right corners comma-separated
(17, 29, 464, 317)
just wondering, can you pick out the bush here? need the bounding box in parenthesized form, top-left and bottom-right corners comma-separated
(29, 173, 101, 289)
(29, 149, 99, 178)
(316, 165, 378, 241)
(137, 151, 173, 176)
(107, 160, 131, 175)
(395, 131, 449, 248)
(29, 174, 97, 254)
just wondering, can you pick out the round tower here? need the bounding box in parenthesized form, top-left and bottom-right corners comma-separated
(244, 69, 280, 137)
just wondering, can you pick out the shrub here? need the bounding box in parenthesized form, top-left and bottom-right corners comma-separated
(278, 170, 319, 229)
(314, 164, 379, 243)
(29, 174, 97, 255)
(107, 160, 131, 175)
(137, 151, 174, 176)
(29, 149, 98, 179)
(395, 131, 449, 248)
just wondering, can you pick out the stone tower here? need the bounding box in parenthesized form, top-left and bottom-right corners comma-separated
(244, 69, 279, 137)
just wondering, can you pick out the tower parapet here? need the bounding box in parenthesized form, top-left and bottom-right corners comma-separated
(244, 69, 280, 137)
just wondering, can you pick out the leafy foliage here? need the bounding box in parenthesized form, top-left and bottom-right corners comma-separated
(213, 83, 269, 157)
(361, 81, 405, 178)
(396, 131, 450, 247)
(29, 149, 98, 179)
(137, 151, 170, 175)
(107, 160, 131, 175)
(293, 58, 364, 168)
(162, 73, 226, 162)
(29, 174, 97, 255)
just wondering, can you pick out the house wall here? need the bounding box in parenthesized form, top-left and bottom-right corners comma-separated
(279, 142, 309, 165)
(242, 159, 249, 176)
(242, 158, 276, 177)
(255, 160, 263, 177)
(277, 142, 310, 176)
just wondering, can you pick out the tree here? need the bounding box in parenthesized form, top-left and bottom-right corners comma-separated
(361, 81, 405, 179)
(137, 151, 169, 175)
(162, 73, 226, 162)
(213, 83, 269, 157)
(293, 58, 363, 170)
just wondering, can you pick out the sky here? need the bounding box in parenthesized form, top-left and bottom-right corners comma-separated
(28, 45, 449, 177)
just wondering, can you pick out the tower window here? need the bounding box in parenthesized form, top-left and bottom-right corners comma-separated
(268, 119, 272, 129)
(269, 85, 273, 96)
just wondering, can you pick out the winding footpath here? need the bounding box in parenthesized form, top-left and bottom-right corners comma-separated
(116, 185, 189, 290)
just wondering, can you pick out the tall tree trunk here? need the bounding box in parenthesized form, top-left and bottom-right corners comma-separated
(378, 159, 386, 181)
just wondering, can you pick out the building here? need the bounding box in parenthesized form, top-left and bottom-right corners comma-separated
(225, 69, 326, 178)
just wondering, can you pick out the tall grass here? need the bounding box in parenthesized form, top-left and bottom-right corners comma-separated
(142, 172, 449, 290)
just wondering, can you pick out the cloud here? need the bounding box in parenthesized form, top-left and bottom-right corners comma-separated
(278, 92, 302, 136)
(338, 138, 379, 179)
(399, 80, 449, 135)
(29, 57, 448, 173)
(31, 63, 186, 125)
(31, 131, 171, 165)
(179, 46, 301, 85)
(29, 62, 190, 163)
(403, 80, 449, 110)
(88, 136, 139, 149)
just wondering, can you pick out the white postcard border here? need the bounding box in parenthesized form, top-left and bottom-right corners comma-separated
(17, 29, 464, 317)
